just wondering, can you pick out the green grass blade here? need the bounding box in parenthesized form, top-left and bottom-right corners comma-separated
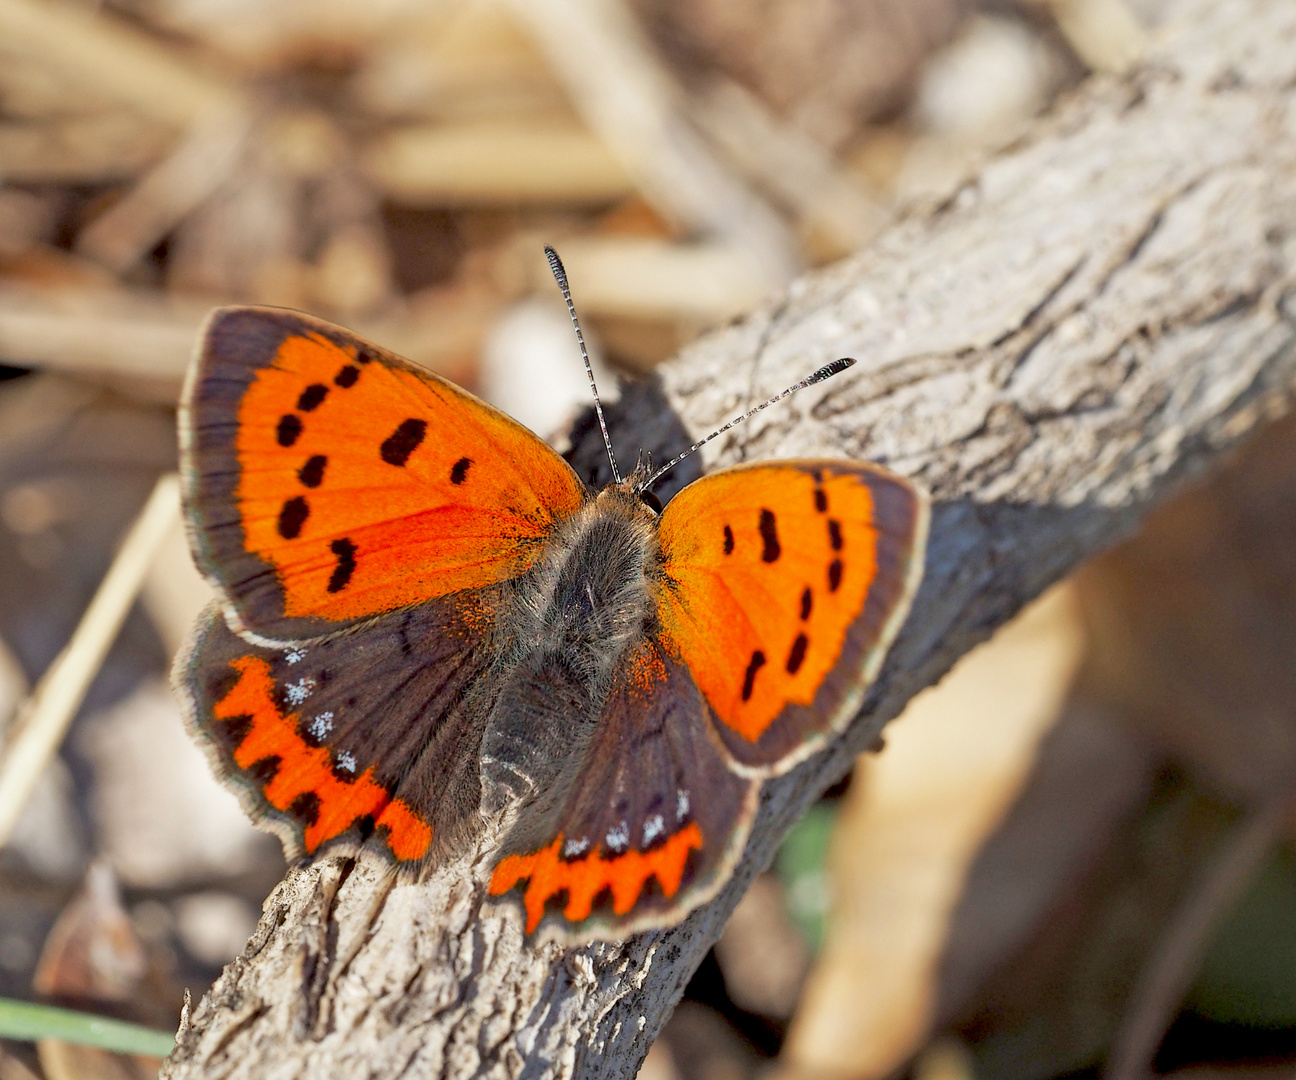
(0, 998, 174, 1057)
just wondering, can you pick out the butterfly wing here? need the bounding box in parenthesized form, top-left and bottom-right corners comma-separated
(175, 591, 501, 866)
(182, 306, 587, 642)
(486, 635, 757, 939)
(654, 461, 928, 773)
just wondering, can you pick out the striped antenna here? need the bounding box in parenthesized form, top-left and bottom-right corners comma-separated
(639, 357, 856, 492)
(545, 245, 621, 484)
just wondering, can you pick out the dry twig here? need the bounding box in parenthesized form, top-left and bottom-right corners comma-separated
(0, 474, 180, 845)
(0, 0, 233, 128)
(506, 0, 802, 284)
(163, 0, 1296, 1076)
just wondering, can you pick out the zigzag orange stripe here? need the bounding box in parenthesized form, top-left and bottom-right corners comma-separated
(214, 655, 432, 860)
(489, 823, 703, 932)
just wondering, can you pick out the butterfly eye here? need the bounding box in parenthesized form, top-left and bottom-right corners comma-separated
(639, 490, 662, 514)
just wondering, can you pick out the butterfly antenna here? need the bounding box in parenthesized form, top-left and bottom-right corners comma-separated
(545, 245, 621, 484)
(639, 357, 857, 492)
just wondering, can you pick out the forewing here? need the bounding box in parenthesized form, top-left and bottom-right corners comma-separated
(486, 636, 756, 939)
(655, 461, 927, 773)
(182, 306, 586, 641)
(174, 590, 500, 866)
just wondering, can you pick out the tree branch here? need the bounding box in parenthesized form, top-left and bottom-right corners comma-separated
(161, 1, 1296, 1076)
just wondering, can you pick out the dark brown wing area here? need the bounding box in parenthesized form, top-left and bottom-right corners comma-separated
(486, 636, 757, 939)
(174, 589, 501, 867)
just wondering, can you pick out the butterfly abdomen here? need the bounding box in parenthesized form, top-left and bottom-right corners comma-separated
(480, 487, 660, 824)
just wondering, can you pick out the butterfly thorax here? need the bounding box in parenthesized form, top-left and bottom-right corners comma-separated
(511, 483, 659, 688)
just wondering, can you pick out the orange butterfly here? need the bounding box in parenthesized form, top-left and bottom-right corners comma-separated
(174, 249, 929, 940)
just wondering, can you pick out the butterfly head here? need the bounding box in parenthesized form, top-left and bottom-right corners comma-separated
(623, 452, 662, 514)
(590, 472, 659, 527)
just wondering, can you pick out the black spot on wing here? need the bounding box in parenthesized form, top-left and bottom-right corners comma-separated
(249, 755, 282, 785)
(276, 414, 302, 447)
(450, 457, 472, 485)
(723, 524, 734, 555)
(334, 364, 359, 388)
(828, 519, 843, 551)
(328, 538, 357, 593)
(828, 559, 843, 592)
(381, 419, 427, 466)
(278, 497, 309, 539)
(814, 488, 827, 513)
(290, 791, 321, 826)
(222, 712, 253, 749)
(298, 455, 327, 488)
(786, 633, 808, 675)
(741, 650, 766, 702)
(800, 587, 812, 620)
(759, 509, 780, 562)
(297, 384, 328, 412)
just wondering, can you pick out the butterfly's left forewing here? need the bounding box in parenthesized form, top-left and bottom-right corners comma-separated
(183, 307, 586, 642)
(655, 461, 928, 774)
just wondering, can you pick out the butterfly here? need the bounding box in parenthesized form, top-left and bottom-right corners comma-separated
(173, 248, 929, 941)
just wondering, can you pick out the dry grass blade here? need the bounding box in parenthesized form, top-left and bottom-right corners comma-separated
(76, 104, 255, 274)
(363, 120, 636, 205)
(688, 78, 886, 258)
(1034, 0, 1147, 72)
(0, 473, 181, 845)
(505, 0, 801, 284)
(0, 287, 208, 385)
(0, 0, 233, 128)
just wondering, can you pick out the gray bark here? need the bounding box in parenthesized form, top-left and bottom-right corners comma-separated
(161, 1, 1296, 1076)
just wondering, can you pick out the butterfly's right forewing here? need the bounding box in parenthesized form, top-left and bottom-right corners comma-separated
(655, 461, 928, 774)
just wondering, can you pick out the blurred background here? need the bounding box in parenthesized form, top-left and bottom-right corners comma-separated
(1, 1, 1294, 1079)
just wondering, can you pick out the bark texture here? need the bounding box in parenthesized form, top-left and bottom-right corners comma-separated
(162, 1, 1296, 1076)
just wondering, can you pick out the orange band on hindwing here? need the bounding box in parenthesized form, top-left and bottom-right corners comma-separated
(488, 824, 704, 933)
(213, 655, 432, 860)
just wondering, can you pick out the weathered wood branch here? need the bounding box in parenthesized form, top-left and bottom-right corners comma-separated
(161, 1, 1296, 1076)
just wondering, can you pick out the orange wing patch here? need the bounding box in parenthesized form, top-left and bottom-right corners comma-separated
(233, 329, 585, 623)
(655, 465, 880, 743)
(488, 823, 703, 933)
(213, 654, 432, 860)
